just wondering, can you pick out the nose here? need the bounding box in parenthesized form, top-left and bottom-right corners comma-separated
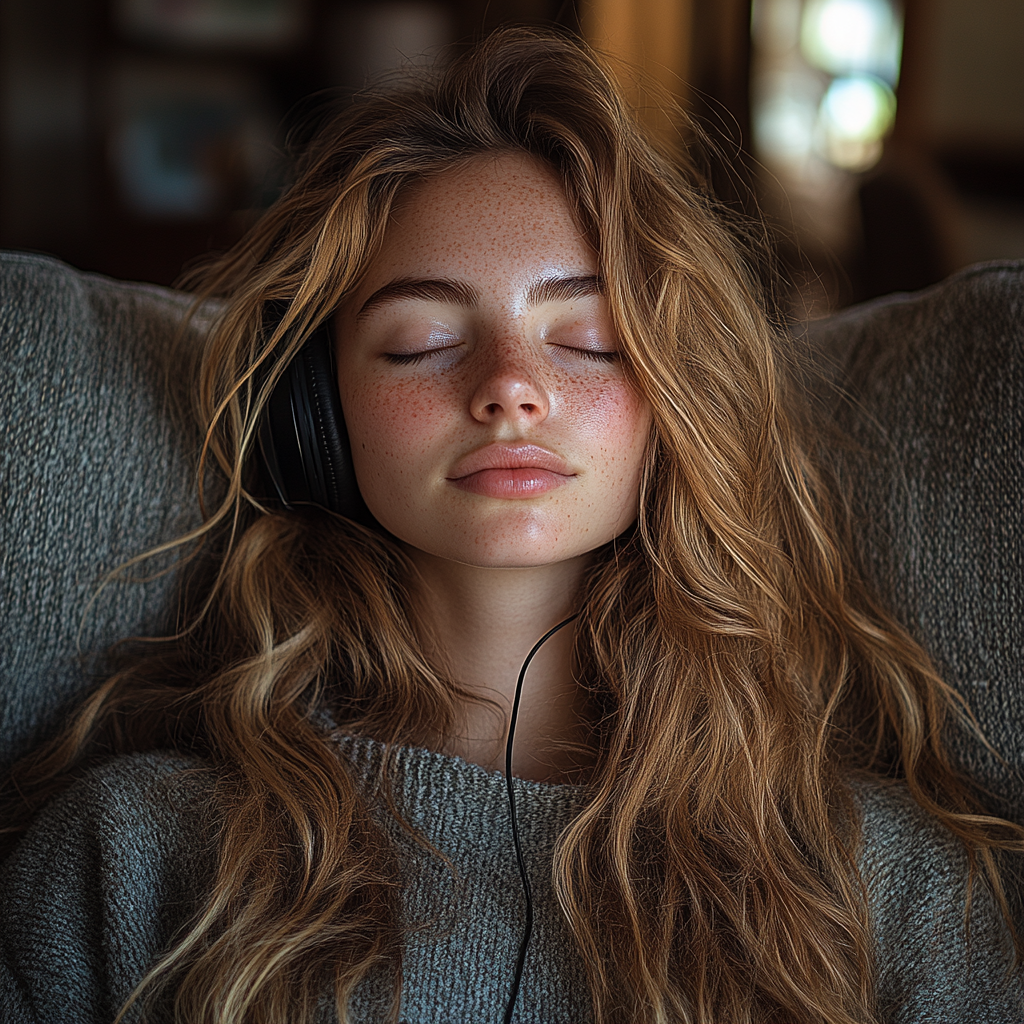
(468, 341, 550, 427)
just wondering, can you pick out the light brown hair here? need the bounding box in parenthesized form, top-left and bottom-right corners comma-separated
(3, 25, 1020, 1024)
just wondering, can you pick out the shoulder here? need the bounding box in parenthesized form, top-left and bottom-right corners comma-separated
(2, 748, 221, 923)
(851, 777, 970, 895)
(72, 748, 218, 820)
(10, 749, 219, 866)
(0, 752, 221, 1024)
(848, 777, 1023, 1023)
(65, 747, 216, 807)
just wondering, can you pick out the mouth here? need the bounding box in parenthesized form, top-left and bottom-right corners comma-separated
(447, 444, 575, 498)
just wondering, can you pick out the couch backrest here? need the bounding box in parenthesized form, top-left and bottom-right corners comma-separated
(2, 252, 1022, 825)
(803, 260, 1024, 822)
(0, 252, 203, 771)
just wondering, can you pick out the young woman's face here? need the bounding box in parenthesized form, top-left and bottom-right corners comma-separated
(334, 152, 652, 568)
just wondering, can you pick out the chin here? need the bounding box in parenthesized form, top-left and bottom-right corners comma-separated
(407, 521, 627, 571)
(378, 503, 635, 571)
(426, 535, 590, 570)
(448, 546, 590, 570)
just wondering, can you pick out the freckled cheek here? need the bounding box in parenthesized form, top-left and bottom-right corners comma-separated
(560, 381, 652, 467)
(343, 376, 455, 471)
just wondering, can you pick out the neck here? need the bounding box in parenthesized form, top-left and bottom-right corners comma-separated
(404, 547, 593, 783)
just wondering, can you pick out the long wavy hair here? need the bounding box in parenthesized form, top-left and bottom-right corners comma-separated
(2, 26, 1020, 1024)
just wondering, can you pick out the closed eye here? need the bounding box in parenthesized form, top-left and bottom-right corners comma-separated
(383, 351, 433, 365)
(555, 345, 619, 363)
(382, 344, 462, 365)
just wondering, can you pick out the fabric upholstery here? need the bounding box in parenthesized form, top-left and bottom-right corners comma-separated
(0, 252, 204, 772)
(1, 252, 1022, 826)
(801, 260, 1024, 822)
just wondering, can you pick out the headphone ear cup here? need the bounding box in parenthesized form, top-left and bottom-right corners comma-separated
(257, 316, 374, 525)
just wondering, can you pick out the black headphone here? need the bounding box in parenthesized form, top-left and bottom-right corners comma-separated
(256, 308, 374, 526)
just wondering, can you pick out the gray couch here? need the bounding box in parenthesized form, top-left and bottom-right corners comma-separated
(1, 251, 1021, 826)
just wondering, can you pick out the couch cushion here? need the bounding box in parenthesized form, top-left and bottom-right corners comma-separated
(803, 260, 1024, 822)
(3, 252, 1022, 827)
(0, 252, 205, 772)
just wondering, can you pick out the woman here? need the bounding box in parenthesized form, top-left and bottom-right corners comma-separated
(1, 26, 1020, 1024)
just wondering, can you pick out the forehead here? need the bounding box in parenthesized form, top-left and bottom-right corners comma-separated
(368, 151, 597, 284)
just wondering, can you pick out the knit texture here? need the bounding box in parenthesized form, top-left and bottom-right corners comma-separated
(0, 252, 207, 773)
(800, 261, 1024, 823)
(2, 253, 1023, 1019)
(1, 738, 1020, 1023)
(3, 253, 1023, 826)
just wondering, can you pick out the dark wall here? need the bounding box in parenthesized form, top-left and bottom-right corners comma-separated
(0, 0, 585, 286)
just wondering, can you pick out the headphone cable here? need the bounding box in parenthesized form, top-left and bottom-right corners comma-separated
(501, 613, 579, 1024)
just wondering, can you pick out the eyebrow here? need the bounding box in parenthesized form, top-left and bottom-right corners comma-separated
(525, 275, 602, 306)
(356, 278, 478, 320)
(355, 274, 602, 320)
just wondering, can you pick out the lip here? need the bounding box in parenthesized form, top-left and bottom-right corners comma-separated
(447, 443, 575, 498)
(449, 443, 573, 478)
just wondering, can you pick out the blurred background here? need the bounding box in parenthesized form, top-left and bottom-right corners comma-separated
(1, 0, 1021, 318)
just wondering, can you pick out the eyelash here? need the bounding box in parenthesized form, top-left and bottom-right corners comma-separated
(383, 351, 435, 365)
(382, 346, 619, 365)
(567, 348, 618, 363)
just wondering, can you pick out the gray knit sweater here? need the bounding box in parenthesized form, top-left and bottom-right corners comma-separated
(1, 735, 1020, 1023)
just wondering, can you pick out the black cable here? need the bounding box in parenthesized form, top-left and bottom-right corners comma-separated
(501, 613, 580, 1024)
